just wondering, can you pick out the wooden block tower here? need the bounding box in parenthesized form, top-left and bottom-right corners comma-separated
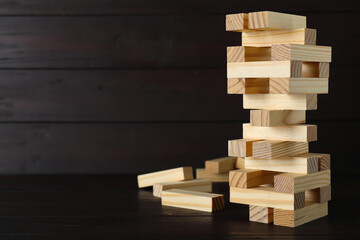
(226, 11, 331, 227)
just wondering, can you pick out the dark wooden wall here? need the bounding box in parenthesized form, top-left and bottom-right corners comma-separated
(0, 0, 358, 174)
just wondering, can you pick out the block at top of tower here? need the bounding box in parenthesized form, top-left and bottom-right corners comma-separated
(249, 11, 306, 30)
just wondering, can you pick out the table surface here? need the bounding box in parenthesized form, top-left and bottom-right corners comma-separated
(0, 174, 358, 239)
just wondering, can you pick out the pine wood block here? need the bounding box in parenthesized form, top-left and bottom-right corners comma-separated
(271, 44, 332, 62)
(153, 179, 212, 198)
(161, 189, 225, 212)
(248, 11, 306, 30)
(242, 28, 316, 47)
(227, 78, 269, 94)
(236, 157, 245, 169)
(274, 202, 328, 227)
(196, 168, 229, 182)
(245, 154, 319, 174)
(229, 169, 278, 188)
(270, 77, 328, 94)
(249, 205, 274, 223)
(243, 94, 317, 110)
(306, 185, 331, 203)
(252, 140, 309, 159)
(227, 46, 271, 62)
(230, 186, 305, 210)
(228, 139, 260, 157)
(205, 157, 237, 174)
(226, 13, 249, 32)
(243, 123, 317, 142)
(250, 110, 306, 127)
(137, 167, 193, 188)
(274, 170, 331, 194)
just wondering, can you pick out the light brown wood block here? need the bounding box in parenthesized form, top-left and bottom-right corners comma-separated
(242, 28, 316, 47)
(236, 158, 245, 169)
(243, 94, 317, 110)
(248, 11, 306, 30)
(227, 46, 271, 62)
(245, 154, 318, 174)
(137, 167, 193, 188)
(270, 78, 328, 94)
(243, 123, 317, 142)
(153, 179, 212, 198)
(252, 140, 309, 159)
(229, 169, 278, 188)
(274, 170, 331, 194)
(227, 78, 269, 94)
(228, 139, 260, 157)
(161, 189, 225, 212)
(230, 186, 305, 210)
(271, 44, 332, 62)
(250, 110, 306, 126)
(249, 205, 274, 223)
(274, 202, 328, 227)
(196, 168, 229, 182)
(226, 13, 249, 32)
(205, 156, 237, 174)
(306, 185, 331, 203)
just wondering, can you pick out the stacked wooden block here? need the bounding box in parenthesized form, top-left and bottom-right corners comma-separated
(226, 11, 331, 227)
(196, 156, 238, 182)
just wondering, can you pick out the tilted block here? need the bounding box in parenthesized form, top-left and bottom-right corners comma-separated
(228, 139, 260, 157)
(270, 78, 328, 94)
(226, 13, 249, 32)
(196, 168, 229, 182)
(205, 156, 237, 174)
(306, 185, 331, 203)
(227, 78, 269, 94)
(229, 169, 278, 188)
(248, 11, 306, 30)
(161, 189, 225, 212)
(243, 94, 317, 110)
(250, 110, 306, 127)
(137, 167, 193, 188)
(249, 205, 274, 223)
(252, 140, 309, 159)
(153, 179, 212, 198)
(271, 44, 331, 62)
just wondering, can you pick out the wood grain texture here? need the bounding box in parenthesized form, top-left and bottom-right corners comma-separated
(274, 202, 328, 227)
(271, 44, 332, 62)
(270, 78, 328, 94)
(249, 205, 274, 223)
(137, 167, 193, 188)
(306, 185, 331, 203)
(230, 186, 305, 210)
(303, 153, 331, 171)
(228, 139, 260, 157)
(229, 169, 277, 188)
(250, 110, 306, 126)
(243, 123, 317, 142)
(252, 140, 309, 159)
(226, 13, 248, 32)
(248, 11, 306, 30)
(227, 46, 245, 62)
(205, 157, 237, 174)
(243, 94, 317, 110)
(227, 46, 271, 62)
(153, 179, 212, 197)
(228, 78, 269, 94)
(161, 189, 224, 212)
(196, 168, 229, 182)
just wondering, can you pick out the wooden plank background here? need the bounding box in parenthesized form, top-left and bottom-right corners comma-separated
(0, 0, 358, 173)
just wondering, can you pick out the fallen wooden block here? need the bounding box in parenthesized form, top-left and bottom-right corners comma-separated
(252, 140, 309, 159)
(230, 186, 305, 210)
(250, 110, 306, 127)
(243, 123, 317, 142)
(236, 157, 245, 169)
(227, 46, 271, 62)
(205, 156, 237, 174)
(243, 94, 317, 110)
(249, 205, 274, 223)
(153, 179, 212, 198)
(274, 170, 331, 194)
(248, 11, 306, 30)
(227, 78, 269, 94)
(161, 189, 225, 212)
(229, 169, 278, 188)
(271, 44, 331, 62)
(137, 167, 193, 188)
(226, 13, 249, 32)
(274, 202, 328, 227)
(228, 139, 260, 157)
(196, 168, 229, 182)
(306, 185, 331, 203)
(242, 28, 316, 47)
(270, 77, 328, 94)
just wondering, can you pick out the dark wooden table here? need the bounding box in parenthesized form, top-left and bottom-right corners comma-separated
(0, 174, 358, 239)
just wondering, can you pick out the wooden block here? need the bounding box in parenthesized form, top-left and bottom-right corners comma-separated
(229, 169, 278, 188)
(306, 185, 331, 203)
(227, 46, 271, 62)
(161, 189, 225, 212)
(228, 139, 260, 157)
(196, 168, 229, 182)
(230, 186, 305, 210)
(249, 205, 274, 223)
(137, 167, 193, 188)
(243, 123, 317, 142)
(252, 140, 309, 159)
(153, 179, 212, 198)
(274, 170, 331, 194)
(226, 13, 248, 32)
(236, 157, 245, 169)
(250, 110, 306, 127)
(274, 202, 328, 227)
(242, 28, 316, 47)
(319, 62, 330, 78)
(205, 156, 237, 174)
(301, 153, 330, 171)
(249, 11, 306, 30)
(243, 94, 317, 110)
(245, 154, 319, 174)
(271, 44, 332, 62)
(227, 78, 269, 94)
(270, 78, 328, 94)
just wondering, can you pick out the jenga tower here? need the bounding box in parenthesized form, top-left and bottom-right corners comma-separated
(226, 11, 331, 227)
